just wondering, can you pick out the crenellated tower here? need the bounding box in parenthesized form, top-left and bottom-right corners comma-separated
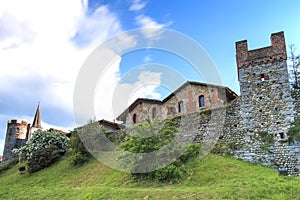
(236, 31, 294, 138)
(2, 120, 29, 162)
(2, 103, 43, 162)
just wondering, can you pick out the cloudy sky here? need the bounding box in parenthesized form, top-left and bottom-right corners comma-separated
(1, 0, 300, 154)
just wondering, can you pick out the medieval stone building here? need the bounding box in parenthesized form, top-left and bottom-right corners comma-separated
(114, 31, 300, 175)
(117, 81, 238, 127)
(2, 103, 42, 162)
(236, 31, 294, 138)
(3, 31, 300, 175)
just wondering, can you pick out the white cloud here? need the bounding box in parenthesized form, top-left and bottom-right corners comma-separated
(0, 1, 125, 147)
(73, 5, 121, 48)
(0, 0, 123, 113)
(110, 71, 162, 118)
(0, 0, 170, 153)
(0, 12, 36, 50)
(129, 0, 147, 11)
(143, 55, 152, 62)
(135, 14, 165, 29)
(94, 55, 122, 121)
(135, 14, 172, 39)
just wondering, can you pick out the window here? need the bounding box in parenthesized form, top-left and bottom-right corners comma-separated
(178, 101, 184, 113)
(279, 132, 285, 139)
(152, 107, 157, 119)
(132, 114, 137, 124)
(199, 95, 205, 107)
(259, 74, 269, 81)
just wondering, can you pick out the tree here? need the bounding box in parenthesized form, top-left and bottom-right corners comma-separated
(289, 44, 300, 89)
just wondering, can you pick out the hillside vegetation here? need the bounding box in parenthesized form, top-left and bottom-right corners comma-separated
(0, 154, 300, 199)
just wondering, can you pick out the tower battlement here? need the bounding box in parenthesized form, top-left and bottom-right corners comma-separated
(7, 120, 27, 126)
(236, 31, 294, 136)
(236, 31, 287, 70)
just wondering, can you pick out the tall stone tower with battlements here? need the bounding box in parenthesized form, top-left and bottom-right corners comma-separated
(236, 31, 294, 138)
(2, 103, 43, 162)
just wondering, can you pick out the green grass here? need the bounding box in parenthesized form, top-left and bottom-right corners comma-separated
(0, 154, 300, 199)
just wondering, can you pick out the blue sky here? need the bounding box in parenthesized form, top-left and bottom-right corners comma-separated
(0, 0, 300, 154)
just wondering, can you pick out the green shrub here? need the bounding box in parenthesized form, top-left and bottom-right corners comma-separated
(211, 142, 229, 155)
(0, 158, 19, 174)
(13, 130, 68, 173)
(26, 144, 62, 173)
(68, 130, 91, 165)
(119, 119, 201, 183)
(258, 132, 274, 144)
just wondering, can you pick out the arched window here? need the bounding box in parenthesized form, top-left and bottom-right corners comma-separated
(199, 95, 205, 107)
(152, 107, 157, 119)
(178, 101, 184, 113)
(132, 113, 137, 124)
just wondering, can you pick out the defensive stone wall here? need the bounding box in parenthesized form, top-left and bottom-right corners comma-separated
(110, 95, 300, 176)
(236, 32, 294, 138)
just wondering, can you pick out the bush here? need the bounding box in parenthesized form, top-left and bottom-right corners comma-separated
(119, 119, 201, 183)
(68, 130, 91, 165)
(0, 158, 19, 174)
(13, 130, 68, 173)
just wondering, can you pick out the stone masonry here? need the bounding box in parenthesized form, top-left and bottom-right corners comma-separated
(115, 31, 300, 176)
(2, 120, 29, 162)
(117, 82, 237, 127)
(236, 31, 294, 137)
(2, 103, 42, 162)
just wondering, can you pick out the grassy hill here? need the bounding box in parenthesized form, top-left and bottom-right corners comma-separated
(0, 154, 300, 199)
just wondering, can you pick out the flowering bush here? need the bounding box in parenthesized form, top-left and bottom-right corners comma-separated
(13, 129, 68, 173)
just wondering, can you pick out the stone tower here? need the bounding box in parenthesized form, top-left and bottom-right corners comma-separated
(236, 31, 294, 138)
(2, 103, 43, 162)
(2, 120, 29, 162)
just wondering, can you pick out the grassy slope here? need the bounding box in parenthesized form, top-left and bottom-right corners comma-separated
(0, 154, 299, 200)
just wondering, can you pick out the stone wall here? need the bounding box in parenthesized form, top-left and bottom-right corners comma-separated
(237, 31, 294, 137)
(124, 101, 163, 126)
(238, 61, 294, 135)
(3, 120, 28, 162)
(180, 100, 300, 176)
(95, 91, 300, 176)
(120, 82, 236, 127)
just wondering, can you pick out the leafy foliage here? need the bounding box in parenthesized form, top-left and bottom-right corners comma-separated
(68, 130, 92, 165)
(211, 140, 240, 156)
(13, 130, 68, 173)
(0, 158, 19, 174)
(119, 119, 201, 183)
(287, 117, 300, 144)
(258, 132, 274, 144)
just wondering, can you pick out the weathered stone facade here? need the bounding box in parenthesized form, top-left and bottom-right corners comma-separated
(2, 120, 29, 162)
(115, 31, 300, 176)
(4, 31, 300, 176)
(117, 82, 237, 127)
(2, 104, 42, 162)
(236, 31, 294, 137)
